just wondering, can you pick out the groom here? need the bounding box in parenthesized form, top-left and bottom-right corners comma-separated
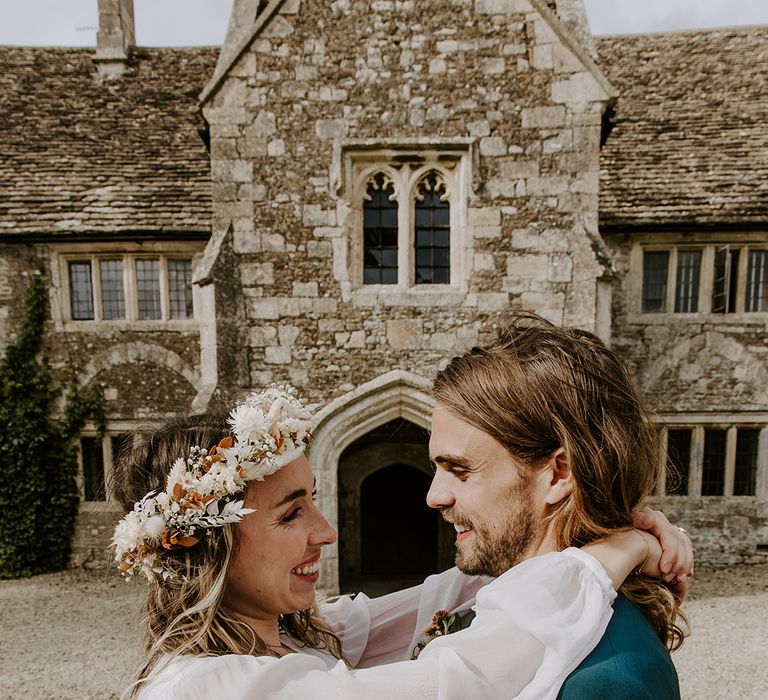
(425, 314, 684, 699)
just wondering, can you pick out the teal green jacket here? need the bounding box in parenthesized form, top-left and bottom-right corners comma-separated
(558, 596, 680, 700)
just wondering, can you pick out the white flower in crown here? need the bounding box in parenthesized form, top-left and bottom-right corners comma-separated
(112, 384, 317, 581)
(228, 402, 271, 445)
(113, 509, 144, 557)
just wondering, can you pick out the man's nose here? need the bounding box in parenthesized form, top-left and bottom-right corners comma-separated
(426, 469, 454, 509)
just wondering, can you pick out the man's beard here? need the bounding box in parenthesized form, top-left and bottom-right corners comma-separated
(448, 480, 538, 577)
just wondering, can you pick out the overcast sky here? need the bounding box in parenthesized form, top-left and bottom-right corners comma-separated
(1, 0, 767, 47)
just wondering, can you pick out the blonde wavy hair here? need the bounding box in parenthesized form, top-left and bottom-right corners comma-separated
(433, 314, 688, 651)
(112, 414, 342, 699)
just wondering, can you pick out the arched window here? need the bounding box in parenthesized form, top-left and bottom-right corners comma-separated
(414, 172, 450, 284)
(363, 173, 398, 285)
(349, 150, 467, 293)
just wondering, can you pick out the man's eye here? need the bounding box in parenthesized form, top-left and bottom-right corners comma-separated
(450, 468, 469, 481)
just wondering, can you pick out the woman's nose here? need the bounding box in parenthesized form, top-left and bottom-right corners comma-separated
(310, 504, 337, 546)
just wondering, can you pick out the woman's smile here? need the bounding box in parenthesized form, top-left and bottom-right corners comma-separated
(290, 553, 321, 581)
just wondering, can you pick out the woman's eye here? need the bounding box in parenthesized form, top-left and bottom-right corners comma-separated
(282, 507, 301, 523)
(311, 489, 318, 500)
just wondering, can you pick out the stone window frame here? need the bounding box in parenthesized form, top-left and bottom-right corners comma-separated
(50, 242, 204, 332)
(657, 415, 768, 498)
(78, 422, 141, 512)
(336, 142, 475, 307)
(628, 234, 768, 322)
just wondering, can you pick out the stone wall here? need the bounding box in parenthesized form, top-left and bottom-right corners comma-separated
(0, 243, 208, 566)
(650, 496, 767, 566)
(606, 234, 768, 414)
(71, 506, 122, 569)
(0, 246, 41, 357)
(203, 0, 613, 412)
(608, 233, 768, 564)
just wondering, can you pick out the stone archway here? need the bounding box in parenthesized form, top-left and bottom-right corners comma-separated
(310, 370, 451, 594)
(336, 419, 454, 596)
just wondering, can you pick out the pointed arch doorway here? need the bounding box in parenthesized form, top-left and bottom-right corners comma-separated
(338, 418, 455, 596)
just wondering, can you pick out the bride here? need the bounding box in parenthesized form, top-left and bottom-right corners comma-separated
(113, 385, 690, 699)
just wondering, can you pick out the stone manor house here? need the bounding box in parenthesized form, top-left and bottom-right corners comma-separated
(1, 0, 766, 591)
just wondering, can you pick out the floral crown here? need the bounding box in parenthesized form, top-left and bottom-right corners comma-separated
(112, 385, 316, 581)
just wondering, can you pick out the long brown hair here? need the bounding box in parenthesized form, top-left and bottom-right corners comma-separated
(433, 313, 687, 650)
(112, 413, 342, 698)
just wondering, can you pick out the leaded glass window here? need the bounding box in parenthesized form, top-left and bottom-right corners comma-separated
(414, 173, 450, 285)
(65, 254, 195, 322)
(712, 246, 740, 313)
(674, 250, 701, 312)
(81, 436, 105, 501)
(746, 250, 768, 312)
(701, 429, 727, 496)
(352, 154, 464, 291)
(69, 261, 94, 320)
(99, 259, 125, 320)
(135, 259, 162, 320)
(363, 173, 398, 285)
(642, 251, 669, 312)
(734, 428, 760, 496)
(666, 428, 691, 496)
(168, 259, 194, 319)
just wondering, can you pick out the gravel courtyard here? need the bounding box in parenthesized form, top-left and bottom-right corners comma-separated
(2, 564, 767, 699)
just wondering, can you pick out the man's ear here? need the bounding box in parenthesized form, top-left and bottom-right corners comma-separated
(543, 448, 573, 505)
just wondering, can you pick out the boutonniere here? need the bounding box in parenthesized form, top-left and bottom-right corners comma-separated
(411, 609, 464, 660)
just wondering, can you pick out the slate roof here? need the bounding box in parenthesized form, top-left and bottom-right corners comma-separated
(596, 28, 768, 231)
(0, 47, 217, 238)
(4, 28, 765, 238)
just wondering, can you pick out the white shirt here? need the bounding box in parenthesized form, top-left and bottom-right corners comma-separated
(137, 548, 615, 700)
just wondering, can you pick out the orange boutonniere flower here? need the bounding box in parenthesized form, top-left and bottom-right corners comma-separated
(411, 609, 464, 659)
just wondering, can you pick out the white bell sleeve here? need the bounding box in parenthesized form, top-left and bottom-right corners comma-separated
(294, 548, 615, 700)
(319, 567, 489, 667)
(141, 547, 615, 700)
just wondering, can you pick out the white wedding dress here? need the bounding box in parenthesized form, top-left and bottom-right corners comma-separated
(136, 548, 615, 700)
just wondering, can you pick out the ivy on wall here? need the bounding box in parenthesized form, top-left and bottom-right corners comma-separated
(0, 274, 104, 578)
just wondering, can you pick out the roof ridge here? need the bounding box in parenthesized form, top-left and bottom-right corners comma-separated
(594, 24, 768, 40)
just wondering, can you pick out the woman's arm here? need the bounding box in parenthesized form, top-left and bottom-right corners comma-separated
(582, 528, 659, 590)
(150, 548, 615, 700)
(319, 568, 489, 667)
(323, 508, 691, 669)
(324, 508, 692, 668)
(586, 508, 693, 596)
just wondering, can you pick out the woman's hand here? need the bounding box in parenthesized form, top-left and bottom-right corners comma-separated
(582, 511, 693, 600)
(632, 507, 694, 583)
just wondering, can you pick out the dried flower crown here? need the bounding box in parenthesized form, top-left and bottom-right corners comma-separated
(112, 385, 316, 581)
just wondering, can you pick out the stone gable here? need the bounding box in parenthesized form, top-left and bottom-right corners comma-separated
(203, 0, 615, 409)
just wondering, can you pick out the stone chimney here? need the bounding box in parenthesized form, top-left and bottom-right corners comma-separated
(93, 0, 135, 76)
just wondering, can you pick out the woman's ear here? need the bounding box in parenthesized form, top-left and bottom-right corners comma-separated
(543, 448, 573, 505)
